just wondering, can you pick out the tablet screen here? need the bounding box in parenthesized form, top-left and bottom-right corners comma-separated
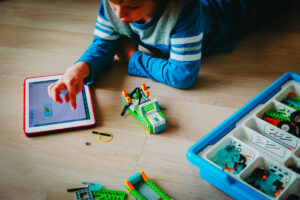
(29, 80, 90, 127)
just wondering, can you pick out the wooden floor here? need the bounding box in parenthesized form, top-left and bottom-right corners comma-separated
(0, 0, 299, 199)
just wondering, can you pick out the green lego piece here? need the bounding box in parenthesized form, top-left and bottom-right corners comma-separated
(121, 84, 166, 134)
(145, 180, 171, 200)
(291, 97, 300, 101)
(264, 112, 291, 122)
(128, 108, 152, 133)
(287, 103, 300, 111)
(129, 189, 146, 200)
(135, 90, 140, 100)
(125, 171, 172, 200)
(282, 96, 300, 110)
(143, 103, 155, 112)
(93, 189, 126, 200)
(158, 110, 166, 121)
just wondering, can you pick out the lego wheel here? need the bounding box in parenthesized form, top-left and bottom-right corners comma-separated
(291, 111, 300, 124)
(277, 121, 294, 134)
(294, 125, 300, 138)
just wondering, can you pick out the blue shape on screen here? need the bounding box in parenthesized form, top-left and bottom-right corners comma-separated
(44, 103, 53, 117)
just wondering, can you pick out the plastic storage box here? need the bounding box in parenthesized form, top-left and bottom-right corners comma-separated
(187, 72, 300, 200)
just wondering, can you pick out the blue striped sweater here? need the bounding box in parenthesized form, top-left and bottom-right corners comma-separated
(78, 0, 204, 89)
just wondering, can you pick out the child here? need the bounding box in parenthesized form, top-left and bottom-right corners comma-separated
(48, 0, 285, 110)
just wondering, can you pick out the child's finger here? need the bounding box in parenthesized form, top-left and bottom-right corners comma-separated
(66, 84, 76, 110)
(75, 81, 84, 95)
(47, 83, 55, 99)
(64, 93, 69, 103)
(52, 83, 66, 103)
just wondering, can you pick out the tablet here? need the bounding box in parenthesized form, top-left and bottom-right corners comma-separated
(23, 75, 96, 136)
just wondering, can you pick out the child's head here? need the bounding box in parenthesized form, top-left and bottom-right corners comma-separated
(109, 0, 158, 24)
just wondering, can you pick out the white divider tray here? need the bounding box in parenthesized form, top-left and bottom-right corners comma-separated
(198, 80, 300, 199)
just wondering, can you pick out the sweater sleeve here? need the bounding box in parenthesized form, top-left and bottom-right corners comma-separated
(76, 1, 120, 85)
(128, 0, 203, 89)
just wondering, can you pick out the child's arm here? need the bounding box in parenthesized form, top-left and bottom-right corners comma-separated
(76, 1, 120, 85)
(128, 0, 203, 89)
(48, 1, 120, 109)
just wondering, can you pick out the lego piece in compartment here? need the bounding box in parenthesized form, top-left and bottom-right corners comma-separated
(209, 138, 256, 175)
(245, 166, 283, 197)
(260, 100, 300, 137)
(257, 100, 300, 137)
(281, 91, 300, 111)
(243, 159, 291, 198)
(263, 111, 300, 137)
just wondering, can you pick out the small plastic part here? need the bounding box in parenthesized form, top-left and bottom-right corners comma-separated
(141, 83, 150, 97)
(291, 111, 300, 124)
(262, 175, 267, 181)
(92, 131, 113, 143)
(245, 167, 284, 197)
(97, 131, 112, 143)
(73, 182, 125, 200)
(124, 180, 134, 190)
(277, 121, 294, 133)
(92, 131, 112, 137)
(140, 170, 149, 181)
(263, 110, 300, 136)
(211, 144, 247, 175)
(93, 189, 126, 200)
(67, 187, 88, 192)
(75, 188, 94, 200)
(286, 98, 300, 108)
(124, 171, 171, 200)
(287, 92, 296, 98)
(264, 112, 291, 123)
(82, 182, 102, 191)
(122, 89, 131, 104)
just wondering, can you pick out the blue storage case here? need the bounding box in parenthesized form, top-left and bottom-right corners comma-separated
(187, 72, 300, 200)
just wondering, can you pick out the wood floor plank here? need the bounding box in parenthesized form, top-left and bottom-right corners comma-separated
(0, 2, 97, 33)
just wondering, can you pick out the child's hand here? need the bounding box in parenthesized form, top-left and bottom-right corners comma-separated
(48, 62, 90, 110)
(116, 36, 137, 62)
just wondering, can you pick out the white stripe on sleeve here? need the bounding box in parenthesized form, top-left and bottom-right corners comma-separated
(170, 52, 202, 61)
(97, 16, 114, 28)
(171, 44, 202, 52)
(94, 29, 120, 40)
(171, 32, 203, 45)
(96, 22, 115, 33)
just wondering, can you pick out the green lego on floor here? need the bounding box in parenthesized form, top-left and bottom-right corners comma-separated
(73, 182, 126, 200)
(121, 83, 166, 134)
(124, 170, 172, 200)
(93, 189, 126, 200)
